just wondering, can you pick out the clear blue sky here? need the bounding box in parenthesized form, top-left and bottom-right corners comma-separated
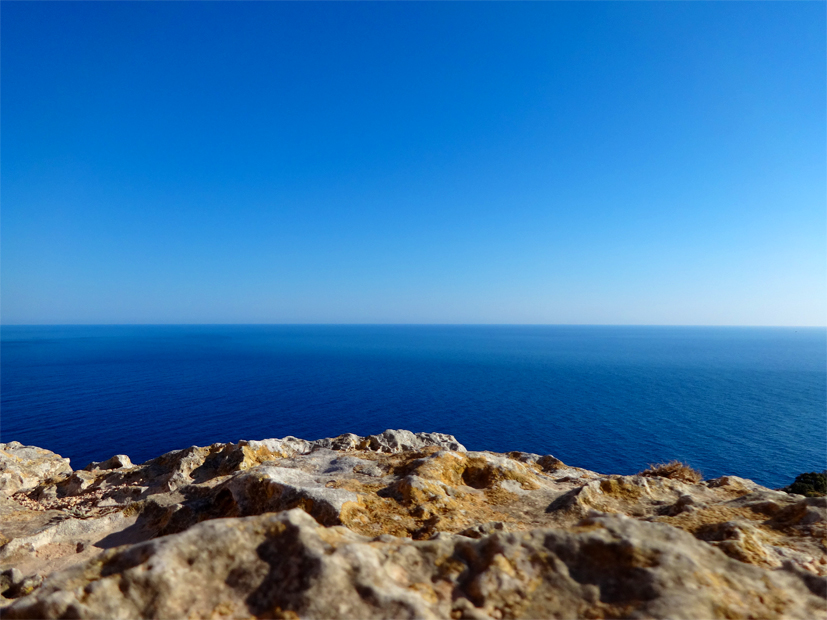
(2, 2, 824, 325)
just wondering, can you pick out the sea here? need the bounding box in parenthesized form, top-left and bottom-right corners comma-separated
(1, 325, 824, 490)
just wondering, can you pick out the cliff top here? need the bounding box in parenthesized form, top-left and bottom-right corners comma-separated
(1, 430, 825, 619)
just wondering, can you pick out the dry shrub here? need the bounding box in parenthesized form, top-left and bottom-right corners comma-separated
(639, 460, 702, 484)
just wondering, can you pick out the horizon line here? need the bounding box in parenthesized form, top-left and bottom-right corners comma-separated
(2, 323, 825, 329)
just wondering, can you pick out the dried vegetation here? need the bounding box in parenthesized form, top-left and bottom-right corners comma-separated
(639, 460, 703, 483)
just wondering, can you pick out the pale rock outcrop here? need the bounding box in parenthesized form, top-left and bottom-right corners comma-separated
(311, 429, 466, 453)
(84, 454, 132, 471)
(1, 429, 825, 619)
(362, 429, 467, 453)
(225, 465, 360, 525)
(4, 509, 825, 620)
(0, 443, 72, 495)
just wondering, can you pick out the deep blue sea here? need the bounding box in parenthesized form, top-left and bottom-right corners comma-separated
(1, 325, 824, 489)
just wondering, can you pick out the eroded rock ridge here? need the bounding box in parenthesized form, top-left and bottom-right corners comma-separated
(1, 430, 824, 619)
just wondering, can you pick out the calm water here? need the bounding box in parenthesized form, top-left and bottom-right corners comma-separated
(1, 325, 824, 489)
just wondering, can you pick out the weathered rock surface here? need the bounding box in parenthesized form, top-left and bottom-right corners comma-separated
(0, 443, 72, 495)
(1, 429, 824, 619)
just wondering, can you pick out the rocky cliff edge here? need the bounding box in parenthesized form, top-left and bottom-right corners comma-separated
(0, 430, 825, 619)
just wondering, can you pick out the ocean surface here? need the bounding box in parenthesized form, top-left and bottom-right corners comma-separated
(1, 325, 824, 489)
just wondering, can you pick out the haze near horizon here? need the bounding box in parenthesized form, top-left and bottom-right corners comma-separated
(2, 2, 825, 326)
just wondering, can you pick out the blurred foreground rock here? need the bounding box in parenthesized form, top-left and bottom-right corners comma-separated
(1, 430, 825, 619)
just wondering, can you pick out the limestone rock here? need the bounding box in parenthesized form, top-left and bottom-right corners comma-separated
(84, 454, 132, 471)
(310, 432, 364, 451)
(56, 471, 96, 497)
(307, 429, 466, 454)
(361, 429, 467, 453)
(1, 431, 825, 619)
(5, 509, 825, 620)
(0, 443, 71, 495)
(226, 465, 360, 525)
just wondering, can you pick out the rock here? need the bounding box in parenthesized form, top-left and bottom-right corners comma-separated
(310, 430, 466, 454)
(226, 465, 360, 526)
(311, 432, 365, 451)
(510, 452, 566, 472)
(458, 521, 507, 539)
(84, 455, 132, 471)
(241, 436, 313, 458)
(2, 573, 42, 600)
(5, 509, 825, 620)
(771, 496, 827, 526)
(695, 520, 781, 567)
(363, 429, 466, 453)
(0, 511, 136, 567)
(1, 431, 825, 619)
(0, 443, 72, 495)
(0, 568, 22, 594)
(783, 560, 827, 599)
(56, 471, 96, 497)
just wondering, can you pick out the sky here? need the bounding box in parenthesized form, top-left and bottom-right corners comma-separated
(2, 2, 825, 326)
